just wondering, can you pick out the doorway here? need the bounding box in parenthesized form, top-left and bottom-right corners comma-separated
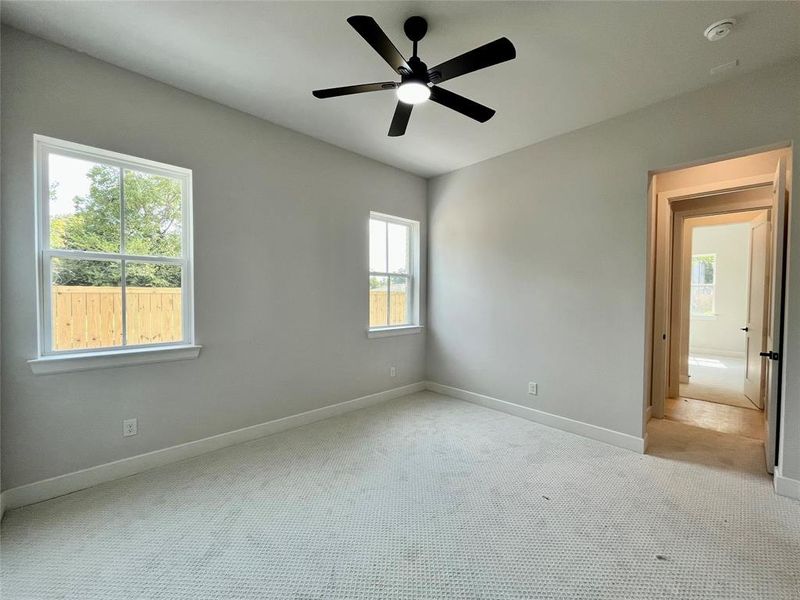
(682, 210, 771, 410)
(670, 208, 771, 441)
(645, 145, 792, 473)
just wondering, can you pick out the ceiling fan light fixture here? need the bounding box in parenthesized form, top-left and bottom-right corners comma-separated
(312, 15, 516, 135)
(396, 81, 431, 104)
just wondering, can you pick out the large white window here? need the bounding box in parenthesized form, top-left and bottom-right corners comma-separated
(368, 212, 420, 335)
(32, 135, 196, 371)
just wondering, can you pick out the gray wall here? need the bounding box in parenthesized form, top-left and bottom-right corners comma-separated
(1, 28, 426, 490)
(427, 60, 800, 478)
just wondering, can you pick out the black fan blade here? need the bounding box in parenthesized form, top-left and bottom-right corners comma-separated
(388, 101, 413, 137)
(429, 86, 495, 122)
(347, 16, 410, 74)
(428, 37, 516, 84)
(313, 82, 397, 98)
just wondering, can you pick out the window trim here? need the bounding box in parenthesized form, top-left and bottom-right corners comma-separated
(368, 211, 421, 334)
(690, 252, 717, 319)
(31, 135, 197, 370)
(28, 344, 202, 375)
(366, 325, 423, 339)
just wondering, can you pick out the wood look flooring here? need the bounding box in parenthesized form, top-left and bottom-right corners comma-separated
(665, 396, 764, 440)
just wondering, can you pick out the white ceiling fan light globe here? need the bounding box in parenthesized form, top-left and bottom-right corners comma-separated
(396, 82, 431, 104)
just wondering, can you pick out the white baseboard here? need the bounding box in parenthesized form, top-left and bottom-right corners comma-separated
(0, 381, 426, 514)
(426, 381, 646, 453)
(774, 466, 800, 501)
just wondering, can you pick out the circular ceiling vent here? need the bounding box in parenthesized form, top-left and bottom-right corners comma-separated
(704, 18, 736, 41)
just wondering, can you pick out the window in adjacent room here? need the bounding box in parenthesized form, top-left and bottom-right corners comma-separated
(690, 253, 716, 317)
(34, 135, 195, 360)
(368, 212, 420, 333)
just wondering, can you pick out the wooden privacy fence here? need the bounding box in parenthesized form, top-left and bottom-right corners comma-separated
(369, 290, 408, 327)
(53, 286, 182, 350)
(55, 286, 399, 349)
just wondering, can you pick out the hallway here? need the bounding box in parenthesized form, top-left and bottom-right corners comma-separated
(679, 353, 759, 410)
(665, 396, 764, 440)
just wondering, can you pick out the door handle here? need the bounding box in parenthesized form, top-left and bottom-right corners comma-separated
(760, 351, 781, 361)
(741, 327, 749, 332)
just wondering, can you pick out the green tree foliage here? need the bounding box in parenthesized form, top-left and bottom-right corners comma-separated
(123, 169, 182, 258)
(51, 165, 182, 287)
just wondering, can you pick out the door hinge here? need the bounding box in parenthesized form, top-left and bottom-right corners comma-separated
(760, 351, 780, 361)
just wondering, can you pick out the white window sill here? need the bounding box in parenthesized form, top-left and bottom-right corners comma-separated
(367, 325, 424, 339)
(29, 344, 202, 375)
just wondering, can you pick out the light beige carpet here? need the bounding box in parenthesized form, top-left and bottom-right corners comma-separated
(2, 391, 798, 599)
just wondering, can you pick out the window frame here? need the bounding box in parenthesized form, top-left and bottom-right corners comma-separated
(368, 211, 421, 335)
(32, 135, 196, 364)
(690, 252, 717, 318)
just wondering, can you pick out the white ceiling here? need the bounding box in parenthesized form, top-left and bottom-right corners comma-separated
(2, 1, 799, 177)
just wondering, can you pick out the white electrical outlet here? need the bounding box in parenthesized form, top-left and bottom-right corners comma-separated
(390, 366, 396, 377)
(123, 418, 138, 437)
(528, 382, 538, 396)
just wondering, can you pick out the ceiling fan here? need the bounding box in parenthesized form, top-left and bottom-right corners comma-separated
(312, 15, 516, 136)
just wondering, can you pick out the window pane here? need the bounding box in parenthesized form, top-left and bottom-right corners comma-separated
(369, 275, 388, 328)
(125, 262, 183, 345)
(691, 284, 714, 316)
(48, 154, 120, 252)
(389, 275, 410, 325)
(387, 222, 409, 274)
(51, 257, 122, 350)
(124, 169, 182, 257)
(691, 255, 715, 285)
(369, 219, 387, 273)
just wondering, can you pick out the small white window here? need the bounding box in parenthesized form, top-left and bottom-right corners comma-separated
(368, 212, 420, 334)
(33, 135, 195, 365)
(690, 253, 716, 317)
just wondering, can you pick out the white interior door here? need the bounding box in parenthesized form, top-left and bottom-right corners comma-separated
(743, 212, 770, 408)
(764, 157, 787, 473)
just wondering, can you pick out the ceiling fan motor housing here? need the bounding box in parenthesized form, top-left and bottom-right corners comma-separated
(401, 56, 430, 83)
